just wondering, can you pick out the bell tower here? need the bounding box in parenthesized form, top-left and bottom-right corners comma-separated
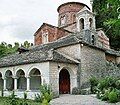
(76, 6, 97, 45)
(76, 6, 96, 32)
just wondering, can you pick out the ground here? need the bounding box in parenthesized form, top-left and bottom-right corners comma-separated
(50, 94, 120, 105)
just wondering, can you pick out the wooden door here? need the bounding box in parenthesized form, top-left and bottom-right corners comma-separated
(59, 69, 70, 94)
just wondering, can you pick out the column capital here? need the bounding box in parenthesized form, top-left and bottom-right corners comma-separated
(26, 76, 30, 78)
(3, 77, 7, 80)
(13, 76, 18, 79)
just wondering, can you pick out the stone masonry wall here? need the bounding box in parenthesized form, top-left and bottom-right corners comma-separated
(104, 61, 120, 78)
(63, 23, 77, 32)
(80, 45, 106, 88)
(57, 44, 81, 60)
(49, 62, 78, 96)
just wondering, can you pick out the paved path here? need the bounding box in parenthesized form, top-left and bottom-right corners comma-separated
(50, 94, 120, 105)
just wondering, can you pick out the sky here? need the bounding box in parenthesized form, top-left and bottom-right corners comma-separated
(0, 0, 91, 45)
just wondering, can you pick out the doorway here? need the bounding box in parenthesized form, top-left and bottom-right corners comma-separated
(59, 69, 70, 94)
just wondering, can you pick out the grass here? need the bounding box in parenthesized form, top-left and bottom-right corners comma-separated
(0, 97, 40, 105)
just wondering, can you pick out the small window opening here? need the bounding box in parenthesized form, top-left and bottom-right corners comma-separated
(92, 35, 95, 45)
(42, 32, 48, 44)
(89, 18, 93, 28)
(80, 18, 84, 30)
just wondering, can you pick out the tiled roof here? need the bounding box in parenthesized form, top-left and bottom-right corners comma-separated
(0, 49, 79, 68)
(0, 31, 119, 68)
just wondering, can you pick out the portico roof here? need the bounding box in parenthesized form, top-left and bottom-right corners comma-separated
(0, 49, 79, 68)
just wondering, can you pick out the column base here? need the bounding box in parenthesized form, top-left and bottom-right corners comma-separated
(26, 90, 31, 92)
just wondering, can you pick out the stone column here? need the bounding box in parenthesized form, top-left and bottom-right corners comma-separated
(3, 78, 7, 90)
(26, 77, 30, 91)
(14, 77, 17, 90)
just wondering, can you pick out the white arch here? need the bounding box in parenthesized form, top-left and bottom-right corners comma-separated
(59, 67, 75, 77)
(16, 69, 25, 77)
(4, 70, 13, 78)
(15, 68, 26, 77)
(27, 66, 42, 77)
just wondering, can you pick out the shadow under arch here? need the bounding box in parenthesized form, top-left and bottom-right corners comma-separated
(0, 72, 3, 89)
(29, 68, 41, 90)
(5, 70, 14, 91)
(16, 69, 26, 90)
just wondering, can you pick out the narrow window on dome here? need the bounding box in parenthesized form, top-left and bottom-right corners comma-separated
(60, 15, 66, 26)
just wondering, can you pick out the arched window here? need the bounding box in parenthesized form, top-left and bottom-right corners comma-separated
(72, 14, 76, 22)
(89, 18, 93, 28)
(5, 70, 14, 91)
(16, 69, 26, 90)
(80, 18, 84, 30)
(60, 15, 66, 25)
(42, 32, 48, 44)
(29, 68, 41, 90)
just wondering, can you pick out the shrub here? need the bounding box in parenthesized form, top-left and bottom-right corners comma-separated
(96, 91, 101, 99)
(108, 89, 119, 103)
(24, 92, 27, 100)
(35, 84, 53, 104)
(72, 87, 80, 95)
(89, 76, 98, 93)
(41, 99, 48, 105)
(107, 77, 116, 88)
(115, 80, 120, 89)
(40, 84, 53, 103)
(101, 89, 110, 101)
(40, 84, 52, 95)
(8, 91, 18, 105)
(95, 77, 120, 103)
(44, 92, 53, 102)
(34, 94, 42, 102)
(97, 79, 108, 91)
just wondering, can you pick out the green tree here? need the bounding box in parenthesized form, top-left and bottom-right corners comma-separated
(93, 0, 120, 50)
(0, 41, 33, 59)
(21, 41, 33, 48)
(0, 43, 7, 58)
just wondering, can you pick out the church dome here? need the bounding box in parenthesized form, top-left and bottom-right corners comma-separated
(57, 2, 90, 13)
(57, 1, 90, 28)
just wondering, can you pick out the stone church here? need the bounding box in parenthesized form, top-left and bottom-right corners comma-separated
(0, 2, 120, 99)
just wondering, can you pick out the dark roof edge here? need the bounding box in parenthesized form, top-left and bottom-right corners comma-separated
(105, 50, 120, 57)
(54, 40, 106, 52)
(0, 58, 78, 68)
